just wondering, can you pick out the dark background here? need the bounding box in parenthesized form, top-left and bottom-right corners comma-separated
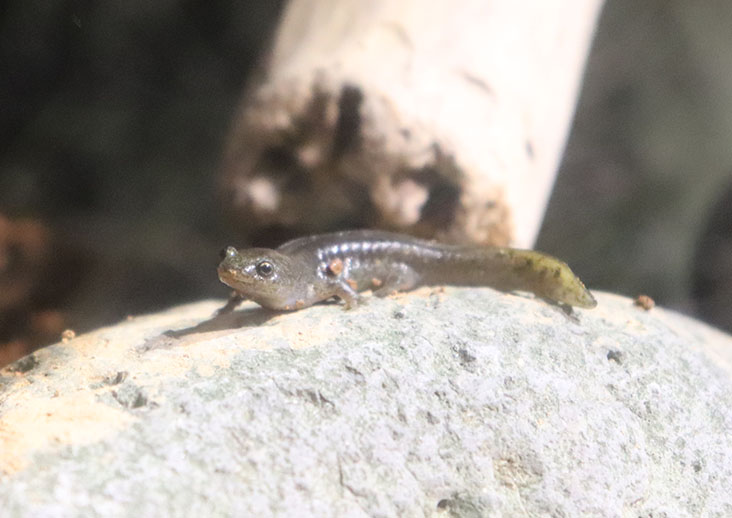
(1, 0, 730, 364)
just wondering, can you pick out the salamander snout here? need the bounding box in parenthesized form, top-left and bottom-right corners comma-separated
(219, 246, 238, 261)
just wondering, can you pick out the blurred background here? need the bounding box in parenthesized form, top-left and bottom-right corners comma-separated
(1, 0, 730, 366)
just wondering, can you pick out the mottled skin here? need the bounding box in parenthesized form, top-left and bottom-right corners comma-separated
(217, 230, 597, 312)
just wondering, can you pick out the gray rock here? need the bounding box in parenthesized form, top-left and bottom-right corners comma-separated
(1, 288, 731, 517)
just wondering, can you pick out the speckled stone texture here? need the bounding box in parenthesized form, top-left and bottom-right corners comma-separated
(1, 289, 731, 517)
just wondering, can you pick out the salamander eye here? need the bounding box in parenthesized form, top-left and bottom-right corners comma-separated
(255, 260, 274, 277)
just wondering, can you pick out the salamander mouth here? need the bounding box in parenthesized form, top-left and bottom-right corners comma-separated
(217, 267, 252, 290)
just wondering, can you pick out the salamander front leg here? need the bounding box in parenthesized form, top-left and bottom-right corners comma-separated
(215, 291, 247, 316)
(332, 279, 363, 309)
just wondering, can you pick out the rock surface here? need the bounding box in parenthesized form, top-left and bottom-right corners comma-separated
(1, 288, 731, 517)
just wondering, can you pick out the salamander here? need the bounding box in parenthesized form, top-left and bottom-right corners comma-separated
(216, 230, 597, 312)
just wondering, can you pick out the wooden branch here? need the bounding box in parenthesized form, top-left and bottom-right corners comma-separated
(221, 0, 604, 246)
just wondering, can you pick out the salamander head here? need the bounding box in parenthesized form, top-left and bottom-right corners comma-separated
(217, 246, 304, 310)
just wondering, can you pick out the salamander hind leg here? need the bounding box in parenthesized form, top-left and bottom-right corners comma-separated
(371, 263, 420, 297)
